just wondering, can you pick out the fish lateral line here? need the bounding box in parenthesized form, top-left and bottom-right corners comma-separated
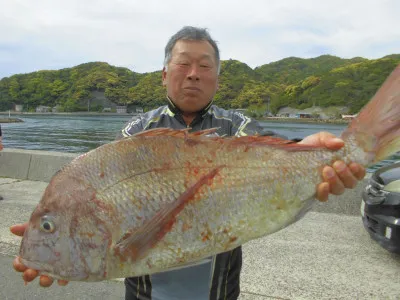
(97, 164, 222, 194)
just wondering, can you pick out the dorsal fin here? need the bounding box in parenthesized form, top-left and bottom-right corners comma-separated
(131, 128, 325, 151)
(227, 135, 326, 151)
(132, 128, 219, 138)
(230, 135, 292, 145)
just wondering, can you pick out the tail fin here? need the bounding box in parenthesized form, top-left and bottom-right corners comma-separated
(341, 64, 400, 164)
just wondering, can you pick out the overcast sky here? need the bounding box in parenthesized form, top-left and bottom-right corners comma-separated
(1, 0, 399, 79)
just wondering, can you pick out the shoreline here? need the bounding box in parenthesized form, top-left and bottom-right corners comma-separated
(258, 117, 350, 125)
(0, 118, 24, 123)
(0, 112, 350, 124)
(0, 111, 135, 117)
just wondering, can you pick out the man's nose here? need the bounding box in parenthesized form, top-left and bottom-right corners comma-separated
(187, 64, 200, 81)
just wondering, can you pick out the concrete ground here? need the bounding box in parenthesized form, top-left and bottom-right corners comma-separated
(0, 178, 399, 300)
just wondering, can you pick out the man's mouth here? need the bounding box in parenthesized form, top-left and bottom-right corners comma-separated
(184, 87, 201, 91)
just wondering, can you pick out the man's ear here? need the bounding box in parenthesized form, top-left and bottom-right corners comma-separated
(162, 67, 167, 86)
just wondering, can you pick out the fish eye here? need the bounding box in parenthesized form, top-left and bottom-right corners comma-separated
(40, 218, 55, 233)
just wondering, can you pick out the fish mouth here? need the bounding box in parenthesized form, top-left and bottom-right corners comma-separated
(20, 257, 89, 281)
(20, 257, 57, 277)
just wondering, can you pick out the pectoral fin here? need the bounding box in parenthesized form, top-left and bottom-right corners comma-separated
(114, 166, 223, 261)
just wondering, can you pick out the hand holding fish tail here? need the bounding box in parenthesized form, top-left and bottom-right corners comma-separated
(299, 131, 366, 202)
(10, 223, 69, 287)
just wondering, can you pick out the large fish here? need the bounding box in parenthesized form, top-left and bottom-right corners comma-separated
(19, 65, 400, 281)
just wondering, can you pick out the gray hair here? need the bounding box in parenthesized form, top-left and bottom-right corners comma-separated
(164, 26, 221, 74)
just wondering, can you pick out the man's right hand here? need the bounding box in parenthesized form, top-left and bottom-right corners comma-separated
(10, 223, 69, 287)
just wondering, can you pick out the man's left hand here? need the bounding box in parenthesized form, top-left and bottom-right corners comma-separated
(299, 132, 366, 202)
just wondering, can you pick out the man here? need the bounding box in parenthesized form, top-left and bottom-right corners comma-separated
(11, 26, 365, 299)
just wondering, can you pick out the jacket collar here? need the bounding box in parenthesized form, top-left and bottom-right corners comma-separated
(166, 96, 213, 119)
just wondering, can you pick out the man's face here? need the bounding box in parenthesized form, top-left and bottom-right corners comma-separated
(162, 40, 219, 113)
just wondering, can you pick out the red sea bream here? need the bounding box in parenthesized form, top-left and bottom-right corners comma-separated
(19, 65, 400, 281)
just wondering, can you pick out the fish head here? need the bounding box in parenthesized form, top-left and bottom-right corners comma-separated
(19, 173, 111, 281)
(19, 208, 82, 279)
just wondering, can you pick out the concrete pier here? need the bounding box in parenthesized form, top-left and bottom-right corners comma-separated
(0, 148, 399, 300)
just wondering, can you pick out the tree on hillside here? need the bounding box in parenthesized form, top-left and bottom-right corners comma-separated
(127, 72, 166, 108)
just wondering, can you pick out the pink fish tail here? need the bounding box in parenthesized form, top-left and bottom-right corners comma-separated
(341, 64, 400, 165)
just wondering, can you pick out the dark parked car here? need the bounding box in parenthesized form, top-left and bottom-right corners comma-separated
(361, 162, 400, 253)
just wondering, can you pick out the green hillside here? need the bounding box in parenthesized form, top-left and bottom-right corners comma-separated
(0, 54, 398, 114)
(254, 55, 367, 84)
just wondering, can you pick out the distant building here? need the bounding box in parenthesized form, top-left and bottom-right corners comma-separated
(285, 113, 313, 118)
(342, 114, 357, 120)
(296, 113, 313, 118)
(103, 107, 112, 112)
(116, 106, 127, 114)
(14, 104, 23, 112)
(52, 105, 61, 113)
(36, 105, 51, 113)
(277, 113, 290, 118)
(127, 105, 144, 114)
(264, 112, 274, 117)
